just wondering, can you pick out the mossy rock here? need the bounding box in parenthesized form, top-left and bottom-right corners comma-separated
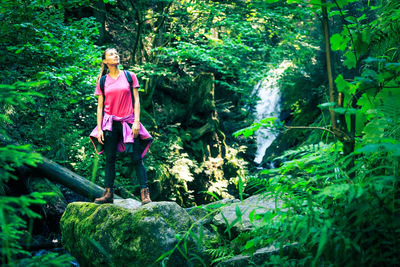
(60, 200, 196, 267)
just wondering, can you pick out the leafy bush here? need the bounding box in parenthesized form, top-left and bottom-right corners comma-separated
(0, 81, 74, 265)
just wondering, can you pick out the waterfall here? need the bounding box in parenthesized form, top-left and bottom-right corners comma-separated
(252, 61, 291, 164)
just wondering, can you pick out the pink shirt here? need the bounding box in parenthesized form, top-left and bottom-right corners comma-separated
(95, 71, 139, 117)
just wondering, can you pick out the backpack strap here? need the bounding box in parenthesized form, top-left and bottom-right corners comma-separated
(100, 74, 107, 117)
(123, 70, 135, 112)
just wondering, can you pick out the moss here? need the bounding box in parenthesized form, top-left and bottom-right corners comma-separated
(60, 203, 100, 255)
(60, 201, 196, 267)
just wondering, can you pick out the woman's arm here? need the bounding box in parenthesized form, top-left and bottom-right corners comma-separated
(132, 88, 140, 138)
(97, 95, 104, 144)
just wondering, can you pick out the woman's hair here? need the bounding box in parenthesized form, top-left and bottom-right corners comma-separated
(97, 48, 116, 83)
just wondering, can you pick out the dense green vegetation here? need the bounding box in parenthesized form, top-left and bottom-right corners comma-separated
(1, 0, 399, 265)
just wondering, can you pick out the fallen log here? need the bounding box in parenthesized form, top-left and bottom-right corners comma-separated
(0, 134, 121, 200)
(36, 157, 122, 200)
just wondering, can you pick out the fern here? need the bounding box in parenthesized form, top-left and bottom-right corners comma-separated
(0, 81, 73, 266)
(239, 140, 400, 266)
(208, 245, 234, 265)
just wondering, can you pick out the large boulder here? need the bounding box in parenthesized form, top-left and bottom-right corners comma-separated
(60, 200, 196, 267)
(187, 195, 282, 238)
(212, 194, 282, 233)
(186, 199, 240, 226)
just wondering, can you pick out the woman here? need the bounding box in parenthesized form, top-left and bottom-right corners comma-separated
(89, 48, 153, 205)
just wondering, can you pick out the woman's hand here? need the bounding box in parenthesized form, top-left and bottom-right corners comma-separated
(131, 121, 140, 138)
(97, 129, 104, 144)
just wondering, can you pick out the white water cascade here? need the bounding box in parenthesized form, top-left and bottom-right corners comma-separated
(252, 60, 292, 164)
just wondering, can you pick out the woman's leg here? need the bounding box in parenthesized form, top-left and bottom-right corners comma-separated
(131, 137, 151, 204)
(94, 122, 122, 204)
(94, 123, 121, 204)
(103, 122, 122, 188)
(135, 159, 149, 189)
(131, 137, 149, 189)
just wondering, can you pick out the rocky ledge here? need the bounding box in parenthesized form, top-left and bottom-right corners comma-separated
(60, 195, 282, 266)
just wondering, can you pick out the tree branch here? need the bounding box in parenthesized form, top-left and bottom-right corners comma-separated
(284, 125, 336, 135)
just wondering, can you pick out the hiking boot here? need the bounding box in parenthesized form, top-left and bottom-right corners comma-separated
(140, 187, 152, 205)
(94, 188, 114, 204)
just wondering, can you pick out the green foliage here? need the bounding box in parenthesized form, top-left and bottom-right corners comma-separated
(156, 201, 236, 266)
(329, 0, 400, 69)
(0, 81, 72, 265)
(233, 118, 280, 138)
(220, 1, 400, 266)
(1, 0, 100, 163)
(1, 0, 398, 265)
(0, 192, 76, 266)
(148, 0, 316, 101)
(0, 1, 95, 265)
(145, 127, 201, 207)
(238, 138, 399, 266)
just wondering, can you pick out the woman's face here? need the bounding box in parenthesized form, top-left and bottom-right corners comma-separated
(103, 49, 120, 66)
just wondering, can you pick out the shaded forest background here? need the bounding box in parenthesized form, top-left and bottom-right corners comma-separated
(1, 0, 399, 266)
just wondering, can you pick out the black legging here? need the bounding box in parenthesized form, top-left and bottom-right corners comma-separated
(103, 121, 148, 189)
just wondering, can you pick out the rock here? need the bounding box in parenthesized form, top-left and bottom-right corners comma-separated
(113, 198, 142, 209)
(186, 195, 281, 239)
(185, 199, 240, 246)
(60, 200, 196, 267)
(216, 245, 295, 267)
(186, 199, 240, 226)
(212, 194, 282, 234)
(216, 254, 251, 267)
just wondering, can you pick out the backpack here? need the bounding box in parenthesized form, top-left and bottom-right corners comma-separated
(99, 70, 134, 116)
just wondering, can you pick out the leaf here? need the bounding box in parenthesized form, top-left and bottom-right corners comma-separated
(384, 63, 400, 72)
(335, 74, 351, 92)
(344, 51, 357, 69)
(260, 117, 277, 124)
(362, 118, 386, 142)
(249, 209, 255, 223)
(335, 0, 359, 8)
(362, 68, 378, 81)
(220, 212, 232, 239)
(313, 224, 328, 266)
(356, 143, 400, 156)
(244, 240, 255, 250)
(333, 107, 358, 115)
(331, 33, 348, 51)
(354, 32, 369, 57)
(232, 124, 260, 138)
(235, 204, 243, 219)
(319, 184, 350, 198)
(363, 57, 386, 64)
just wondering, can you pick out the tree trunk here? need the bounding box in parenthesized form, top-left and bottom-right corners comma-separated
(94, 0, 108, 44)
(322, 1, 355, 176)
(36, 157, 122, 200)
(322, 0, 336, 130)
